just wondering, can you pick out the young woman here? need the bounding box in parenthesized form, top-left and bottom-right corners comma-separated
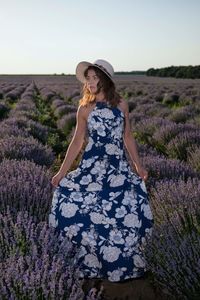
(49, 59, 154, 283)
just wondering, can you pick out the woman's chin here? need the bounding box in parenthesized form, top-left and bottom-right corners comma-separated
(90, 89, 97, 94)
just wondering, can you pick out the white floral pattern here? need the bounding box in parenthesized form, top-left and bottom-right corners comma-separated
(60, 202, 79, 218)
(49, 101, 154, 282)
(102, 245, 122, 262)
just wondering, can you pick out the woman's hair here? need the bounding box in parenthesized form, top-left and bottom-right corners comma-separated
(79, 66, 121, 107)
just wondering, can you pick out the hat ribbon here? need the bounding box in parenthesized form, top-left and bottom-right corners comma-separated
(93, 64, 111, 77)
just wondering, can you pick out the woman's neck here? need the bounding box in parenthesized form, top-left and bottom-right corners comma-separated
(95, 93, 106, 102)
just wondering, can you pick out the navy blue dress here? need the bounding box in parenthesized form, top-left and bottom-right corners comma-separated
(49, 101, 154, 282)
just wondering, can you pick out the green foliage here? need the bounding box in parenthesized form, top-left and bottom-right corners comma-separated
(122, 91, 134, 100)
(61, 118, 76, 136)
(35, 95, 57, 127)
(47, 131, 68, 155)
(147, 65, 200, 79)
(0, 104, 10, 119)
(162, 93, 180, 108)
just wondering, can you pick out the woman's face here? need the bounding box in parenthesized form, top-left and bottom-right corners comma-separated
(85, 69, 100, 94)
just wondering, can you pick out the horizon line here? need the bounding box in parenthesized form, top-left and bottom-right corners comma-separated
(0, 71, 147, 76)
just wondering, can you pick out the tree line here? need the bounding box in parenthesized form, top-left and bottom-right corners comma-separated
(146, 65, 200, 79)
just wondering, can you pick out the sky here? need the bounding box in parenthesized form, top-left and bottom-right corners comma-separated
(0, 0, 199, 74)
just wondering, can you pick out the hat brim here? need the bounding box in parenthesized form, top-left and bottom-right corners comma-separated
(75, 61, 114, 83)
(75, 61, 93, 84)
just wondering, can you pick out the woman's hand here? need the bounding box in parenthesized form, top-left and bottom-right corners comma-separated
(51, 171, 65, 188)
(135, 165, 148, 181)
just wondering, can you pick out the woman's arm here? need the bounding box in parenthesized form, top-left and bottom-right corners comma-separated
(58, 105, 87, 176)
(120, 99, 142, 168)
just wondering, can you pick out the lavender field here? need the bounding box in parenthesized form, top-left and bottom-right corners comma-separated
(0, 74, 200, 300)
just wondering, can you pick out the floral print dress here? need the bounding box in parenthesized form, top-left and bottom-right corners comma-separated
(49, 101, 154, 282)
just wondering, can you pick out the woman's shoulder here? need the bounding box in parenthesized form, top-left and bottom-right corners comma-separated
(78, 102, 95, 121)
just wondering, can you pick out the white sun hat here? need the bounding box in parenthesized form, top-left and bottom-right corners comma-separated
(75, 59, 115, 83)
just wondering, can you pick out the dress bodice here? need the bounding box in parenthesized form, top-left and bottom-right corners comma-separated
(87, 101, 125, 147)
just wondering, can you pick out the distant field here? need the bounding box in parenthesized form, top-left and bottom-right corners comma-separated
(1, 73, 200, 104)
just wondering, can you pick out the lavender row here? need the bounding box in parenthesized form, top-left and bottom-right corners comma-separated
(0, 208, 101, 300)
(0, 159, 53, 222)
(133, 116, 200, 170)
(143, 177, 200, 299)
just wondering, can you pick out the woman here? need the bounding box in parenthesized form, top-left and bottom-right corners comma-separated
(49, 59, 154, 284)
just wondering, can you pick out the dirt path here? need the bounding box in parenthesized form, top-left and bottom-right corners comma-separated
(82, 275, 170, 300)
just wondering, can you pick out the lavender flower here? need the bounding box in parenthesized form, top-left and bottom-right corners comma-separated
(145, 224, 200, 300)
(0, 159, 53, 221)
(144, 177, 200, 299)
(187, 145, 200, 172)
(54, 104, 77, 118)
(166, 130, 200, 161)
(51, 99, 65, 110)
(0, 135, 55, 166)
(141, 154, 198, 187)
(57, 112, 76, 135)
(0, 208, 88, 300)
